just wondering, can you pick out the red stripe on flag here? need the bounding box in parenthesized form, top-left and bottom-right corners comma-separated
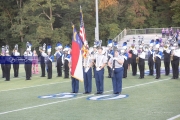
(71, 41, 80, 76)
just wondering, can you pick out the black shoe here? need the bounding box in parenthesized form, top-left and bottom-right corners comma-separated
(171, 77, 175, 79)
(26, 78, 31, 80)
(99, 92, 103, 94)
(155, 77, 159, 79)
(83, 92, 88, 94)
(71, 92, 75, 93)
(5, 80, 10, 81)
(139, 77, 142, 79)
(40, 76, 46, 77)
(107, 76, 111, 78)
(95, 92, 100, 94)
(57, 75, 62, 77)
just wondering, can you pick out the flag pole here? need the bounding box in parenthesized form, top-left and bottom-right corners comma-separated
(95, 0, 99, 41)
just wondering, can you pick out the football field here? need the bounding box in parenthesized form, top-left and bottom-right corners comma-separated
(0, 63, 180, 120)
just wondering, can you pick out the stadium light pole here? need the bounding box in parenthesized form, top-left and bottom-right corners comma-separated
(95, 0, 99, 41)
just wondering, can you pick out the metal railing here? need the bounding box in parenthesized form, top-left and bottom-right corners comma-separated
(113, 27, 180, 42)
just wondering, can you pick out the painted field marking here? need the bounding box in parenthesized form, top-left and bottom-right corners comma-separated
(167, 114, 180, 120)
(0, 80, 70, 92)
(0, 78, 170, 115)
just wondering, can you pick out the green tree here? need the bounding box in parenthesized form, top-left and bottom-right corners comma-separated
(171, 0, 180, 26)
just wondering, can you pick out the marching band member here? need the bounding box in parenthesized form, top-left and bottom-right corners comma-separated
(127, 46, 132, 70)
(137, 45, 145, 79)
(12, 44, 20, 77)
(62, 45, 71, 79)
(5, 45, 11, 81)
(83, 49, 93, 94)
(24, 42, 32, 80)
(54, 42, 63, 77)
(148, 40, 154, 76)
(129, 44, 138, 76)
(94, 46, 107, 94)
(121, 43, 128, 78)
(170, 43, 180, 79)
(108, 47, 124, 94)
(1, 46, 6, 78)
(39, 43, 46, 77)
(153, 43, 163, 79)
(163, 42, 171, 76)
(107, 39, 113, 78)
(46, 45, 53, 79)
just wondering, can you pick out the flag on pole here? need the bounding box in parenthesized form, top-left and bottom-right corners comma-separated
(71, 24, 84, 82)
(79, 6, 88, 58)
(79, 6, 86, 43)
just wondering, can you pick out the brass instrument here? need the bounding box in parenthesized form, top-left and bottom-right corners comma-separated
(136, 57, 139, 63)
(153, 52, 156, 62)
(170, 50, 174, 61)
(154, 56, 156, 62)
(136, 49, 142, 64)
(163, 44, 168, 51)
(143, 44, 149, 52)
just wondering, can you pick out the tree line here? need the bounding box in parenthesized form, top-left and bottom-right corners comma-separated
(0, 0, 180, 51)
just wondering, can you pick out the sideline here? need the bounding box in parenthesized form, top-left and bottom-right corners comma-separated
(0, 78, 170, 115)
(167, 114, 180, 120)
(0, 80, 70, 92)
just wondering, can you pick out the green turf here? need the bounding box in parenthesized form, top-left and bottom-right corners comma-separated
(0, 62, 180, 120)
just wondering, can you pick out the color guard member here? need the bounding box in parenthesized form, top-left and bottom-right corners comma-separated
(83, 50, 93, 94)
(94, 46, 107, 94)
(108, 48, 124, 94)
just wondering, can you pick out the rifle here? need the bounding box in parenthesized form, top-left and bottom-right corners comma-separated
(111, 40, 116, 78)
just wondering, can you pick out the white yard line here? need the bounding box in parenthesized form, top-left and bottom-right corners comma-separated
(167, 114, 180, 120)
(0, 80, 70, 92)
(0, 78, 170, 115)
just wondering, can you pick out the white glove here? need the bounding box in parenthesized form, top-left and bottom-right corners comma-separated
(113, 57, 118, 61)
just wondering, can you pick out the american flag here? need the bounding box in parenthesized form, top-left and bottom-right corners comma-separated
(79, 6, 88, 58)
(79, 6, 86, 44)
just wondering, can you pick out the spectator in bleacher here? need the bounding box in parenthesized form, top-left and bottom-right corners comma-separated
(162, 28, 165, 38)
(169, 27, 173, 37)
(165, 28, 169, 39)
(176, 29, 179, 34)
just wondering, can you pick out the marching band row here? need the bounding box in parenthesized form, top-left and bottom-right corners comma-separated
(1, 38, 180, 94)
